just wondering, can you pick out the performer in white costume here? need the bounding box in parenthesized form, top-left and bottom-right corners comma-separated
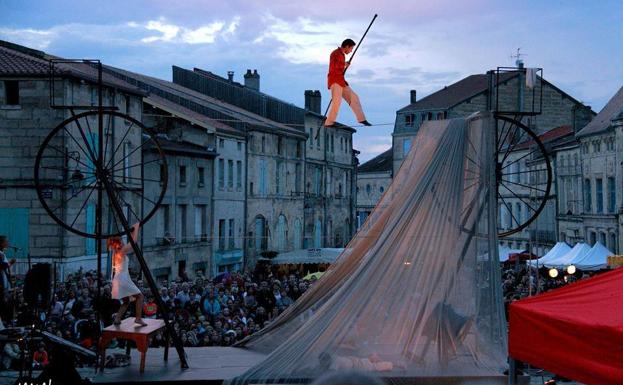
(109, 223, 147, 326)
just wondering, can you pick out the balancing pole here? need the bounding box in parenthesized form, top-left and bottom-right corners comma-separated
(315, 14, 378, 140)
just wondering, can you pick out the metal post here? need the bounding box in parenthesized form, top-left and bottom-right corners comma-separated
(96, 62, 104, 339)
(508, 357, 517, 385)
(99, 175, 189, 368)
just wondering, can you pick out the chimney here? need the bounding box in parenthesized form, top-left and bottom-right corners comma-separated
(227, 71, 234, 82)
(410, 89, 417, 104)
(244, 69, 260, 91)
(305, 90, 321, 114)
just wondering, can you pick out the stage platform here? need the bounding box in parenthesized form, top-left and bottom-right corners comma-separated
(91, 347, 528, 385)
(92, 347, 265, 385)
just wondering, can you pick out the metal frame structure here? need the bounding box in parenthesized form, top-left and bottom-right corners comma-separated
(487, 66, 553, 238)
(35, 59, 188, 368)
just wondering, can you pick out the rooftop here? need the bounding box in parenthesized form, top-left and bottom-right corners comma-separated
(398, 72, 517, 112)
(358, 148, 393, 173)
(576, 86, 623, 137)
(0, 40, 144, 96)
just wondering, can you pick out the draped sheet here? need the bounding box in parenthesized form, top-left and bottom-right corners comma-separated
(232, 113, 506, 383)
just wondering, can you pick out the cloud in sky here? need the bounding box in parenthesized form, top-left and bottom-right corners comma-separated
(0, 0, 622, 161)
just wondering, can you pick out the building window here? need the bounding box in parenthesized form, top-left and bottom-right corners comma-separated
(380, 186, 384, 193)
(596, 178, 603, 213)
(297, 141, 302, 158)
(443, 111, 448, 119)
(228, 219, 235, 249)
(331, 134, 335, 153)
(194, 205, 207, 241)
(427, 112, 433, 120)
(421, 113, 426, 122)
(227, 160, 234, 189)
(366, 184, 371, 195)
(278, 136, 283, 155)
(237, 141, 242, 151)
(90, 86, 97, 106)
(179, 165, 186, 186)
(584, 179, 592, 212)
(125, 95, 131, 115)
(610, 233, 617, 253)
(219, 138, 225, 148)
(236, 161, 242, 190)
(179, 204, 187, 243)
(309, 127, 313, 149)
(276, 161, 282, 195)
(261, 136, 266, 153)
(4, 80, 19, 105)
(218, 159, 224, 189)
(608, 177, 615, 213)
(218, 219, 225, 250)
(198, 167, 205, 187)
(405, 114, 413, 126)
(403, 138, 412, 155)
(122, 142, 130, 183)
(599, 232, 606, 246)
(159, 164, 166, 185)
(589, 231, 596, 245)
(314, 167, 322, 196)
(316, 129, 320, 148)
(259, 159, 267, 195)
(161, 204, 170, 239)
(295, 163, 302, 193)
(437, 112, 443, 120)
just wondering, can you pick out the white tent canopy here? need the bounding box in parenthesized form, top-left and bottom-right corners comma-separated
(573, 242, 614, 271)
(527, 242, 571, 267)
(544, 243, 591, 268)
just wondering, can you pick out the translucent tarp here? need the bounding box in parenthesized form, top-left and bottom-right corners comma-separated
(232, 113, 507, 383)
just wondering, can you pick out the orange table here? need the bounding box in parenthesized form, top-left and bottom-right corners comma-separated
(99, 318, 169, 373)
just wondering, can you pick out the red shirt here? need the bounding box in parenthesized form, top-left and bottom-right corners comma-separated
(144, 302, 158, 317)
(327, 47, 349, 89)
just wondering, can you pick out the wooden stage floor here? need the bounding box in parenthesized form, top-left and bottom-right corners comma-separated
(91, 347, 266, 385)
(91, 347, 527, 385)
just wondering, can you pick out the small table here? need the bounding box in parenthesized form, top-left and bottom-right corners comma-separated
(99, 318, 169, 373)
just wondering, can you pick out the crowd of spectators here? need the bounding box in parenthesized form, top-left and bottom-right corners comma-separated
(500, 263, 595, 317)
(0, 264, 315, 371)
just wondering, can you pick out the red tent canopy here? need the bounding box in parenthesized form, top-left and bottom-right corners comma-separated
(509, 267, 623, 385)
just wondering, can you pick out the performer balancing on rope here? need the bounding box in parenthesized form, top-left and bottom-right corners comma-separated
(109, 223, 148, 326)
(324, 38, 371, 127)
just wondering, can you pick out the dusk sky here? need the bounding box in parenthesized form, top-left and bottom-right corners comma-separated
(1, 0, 621, 161)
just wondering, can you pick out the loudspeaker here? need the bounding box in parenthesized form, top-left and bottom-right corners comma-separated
(23, 263, 51, 308)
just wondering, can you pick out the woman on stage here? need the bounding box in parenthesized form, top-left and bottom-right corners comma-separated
(109, 223, 147, 326)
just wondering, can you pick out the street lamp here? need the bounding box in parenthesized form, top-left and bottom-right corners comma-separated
(548, 268, 558, 278)
(566, 265, 576, 275)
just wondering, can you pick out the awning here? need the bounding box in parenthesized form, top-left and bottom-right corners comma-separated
(510, 266, 623, 384)
(265, 248, 345, 265)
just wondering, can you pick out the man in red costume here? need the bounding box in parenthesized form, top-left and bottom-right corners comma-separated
(324, 39, 371, 127)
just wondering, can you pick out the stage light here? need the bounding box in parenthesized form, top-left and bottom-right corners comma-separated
(567, 265, 576, 275)
(548, 268, 558, 278)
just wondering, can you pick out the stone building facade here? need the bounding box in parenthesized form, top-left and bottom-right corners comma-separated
(140, 96, 218, 280)
(170, 67, 357, 261)
(0, 41, 145, 276)
(355, 148, 392, 229)
(390, 68, 595, 254)
(555, 86, 623, 254)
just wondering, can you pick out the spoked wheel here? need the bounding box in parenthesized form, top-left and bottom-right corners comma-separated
(494, 114, 552, 238)
(34, 110, 167, 238)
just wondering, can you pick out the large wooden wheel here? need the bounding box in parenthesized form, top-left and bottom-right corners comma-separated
(34, 110, 167, 238)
